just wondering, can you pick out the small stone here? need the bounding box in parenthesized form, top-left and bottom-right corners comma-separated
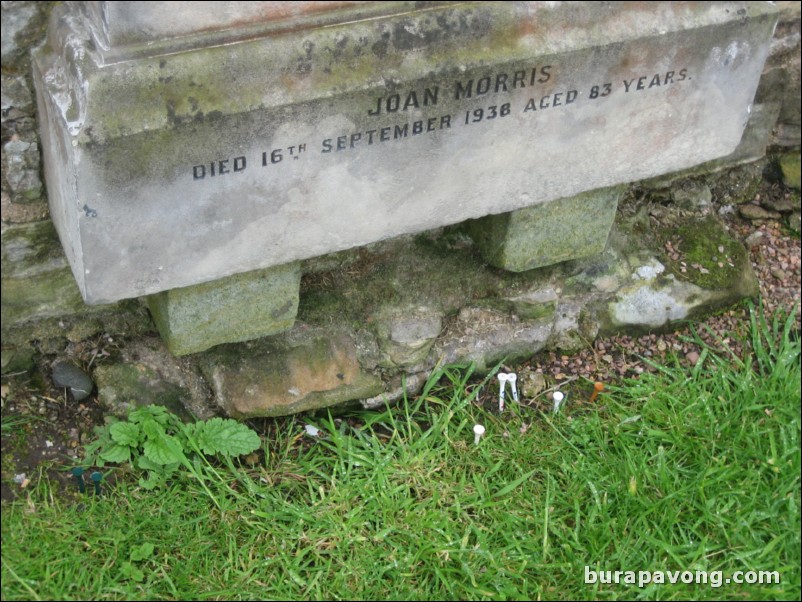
(685, 351, 700, 365)
(789, 212, 801, 233)
(3, 138, 42, 201)
(1, 75, 34, 122)
(744, 231, 764, 247)
(671, 180, 712, 209)
(761, 195, 798, 213)
(739, 204, 781, 221)
(771, 267, 787, 281)
(521, 370, 546, 398)
(52, 362, 94, 401)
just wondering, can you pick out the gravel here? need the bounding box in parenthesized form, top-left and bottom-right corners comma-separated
(519, 179, 800, 391)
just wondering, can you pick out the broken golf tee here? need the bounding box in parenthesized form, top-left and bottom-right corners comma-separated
(497, 373, 508, 412)
(473, 424, 486, 445)
(553, 391, 565, 413)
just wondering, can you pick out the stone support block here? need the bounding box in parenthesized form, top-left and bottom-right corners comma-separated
(146, 262, 301, 356)
(465, 186, 624, 272)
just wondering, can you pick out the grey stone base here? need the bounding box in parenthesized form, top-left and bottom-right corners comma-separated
(153, 197, 755, 418)
(465, 187, 624, 272)
(146, 262, 301, 356)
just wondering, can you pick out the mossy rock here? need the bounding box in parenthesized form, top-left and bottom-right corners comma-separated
(779, 153, 801, 191)
(94, 363, 193, 420)
(656, 215, 752, 292)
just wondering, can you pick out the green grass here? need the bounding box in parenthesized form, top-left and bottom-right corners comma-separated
(2, 305, 800, 600)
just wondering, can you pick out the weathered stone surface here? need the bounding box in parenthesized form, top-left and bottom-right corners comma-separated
(434, 307, 553, 373)
(552, 299, 599, 352)
(767, 4, 801, 146)
(1, 1, 46, 69)
(739, 203, 782, 220)
(52, 361, 93, 401)
(373, 305, 443, 369)
(607, 214, 758, 330)
(789, 211, 802, 232)
(198, 330, 384, 418)
(466, 187, 623, 272)
(1, 73, 33, 111)
(3, 139, 42, 201)
(0, 189, 49, 223)
(779, 153, 801, 190)
(94, 363, 192, 419)
(147, 261, 302, 356)
(505, 287, 559, 321)
(32, 2, 778, 303)
(710, 161, 765, 206)
(93, 337, 215, 419)
(701, 102, 781, 171)
(761, 194, 799, 213)
(1, 221, 92, 325)
(1, 74, 35, 137)
(0, 344, 35, 374)
(671, 181, 712, 210)
(360, 372, 427, 410)
(76, 1, 391, 63)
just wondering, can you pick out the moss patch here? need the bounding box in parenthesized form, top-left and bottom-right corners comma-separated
(94, 363, 193, 420)
(658, 216, 749, 290)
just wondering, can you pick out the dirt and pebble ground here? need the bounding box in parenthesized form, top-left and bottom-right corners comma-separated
(1, 174, 800, 502)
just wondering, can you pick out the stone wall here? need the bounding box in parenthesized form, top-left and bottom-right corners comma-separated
(2, 1, 800, 419)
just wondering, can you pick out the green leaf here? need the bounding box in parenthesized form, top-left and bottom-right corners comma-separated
(129, 405, 171, 427)
(143, 436, 184, 465)
(142, 419, 186, 465)
(130, 542, 155, 562)
(109, 422, 141, 446)
(190, 417, 261, 457)
(136, 455, 164, 471)
(99, 444, 131, 464)
(138, 473, 161, 490)
(119, 561, 144, 582)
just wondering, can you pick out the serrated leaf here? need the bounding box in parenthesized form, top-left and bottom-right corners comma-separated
(99, 444, 131, 464)
(119, 561, 144, 582)
(130, 542, 155, 562)
(138, 473, 160, 490)
(110, 422, 141, 446)
(130, 405, 171, 427)
(143, 434, 185, 465)
(136, 455, 164, 471)
(191, 417, 261, 457)
(141, 417, 162, 439)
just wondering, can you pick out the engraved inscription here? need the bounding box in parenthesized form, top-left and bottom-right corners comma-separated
(190, 64, 691, 181)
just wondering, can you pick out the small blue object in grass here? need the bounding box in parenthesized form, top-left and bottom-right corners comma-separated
(91, 471, 102, 496)
(71, 467, 86, 493)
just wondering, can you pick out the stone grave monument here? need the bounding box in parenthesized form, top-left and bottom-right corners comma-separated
(32, 1, 778, 356)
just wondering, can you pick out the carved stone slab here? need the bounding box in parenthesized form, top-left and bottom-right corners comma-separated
(33, 1, 777, 303)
